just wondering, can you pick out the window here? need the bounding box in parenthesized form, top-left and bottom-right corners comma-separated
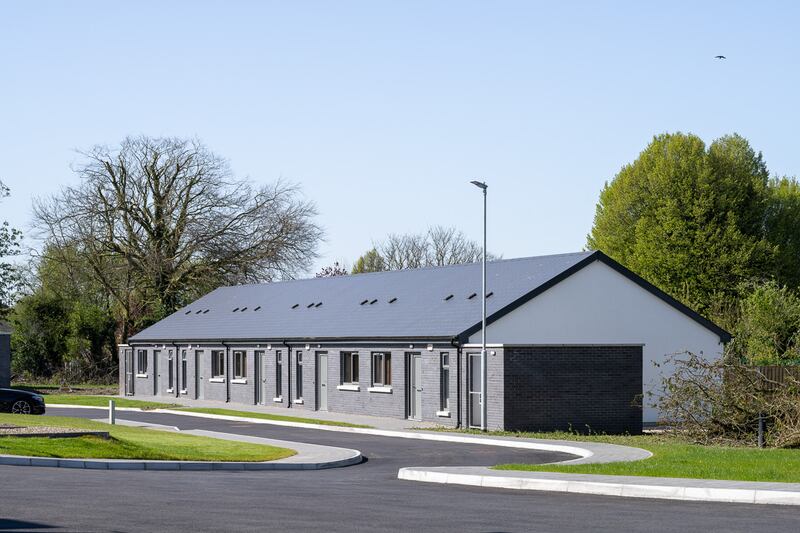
(211, 350, 225, 378)
(440, 352, 450, 411)
(137, 350, 148, 374)
(275, 350, 283, 397)
(295, 351, 303, 400)
(340, 352, 359, 385)
(167, 351, 174, 391)
(372, 352, 391, 387)
(233, 350, 247, 379)
(180, 350, 187, 393)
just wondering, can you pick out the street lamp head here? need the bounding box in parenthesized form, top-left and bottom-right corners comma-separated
(470, 180, 487, 190)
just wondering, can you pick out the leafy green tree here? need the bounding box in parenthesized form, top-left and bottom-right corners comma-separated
(352, 248, 386, 274)
(728, 282, 800, 365)
(10, 291, 69, 377)
(0, 180, 22, 314)
(588, 133, 775, 313)
(765, 177, 800, 289)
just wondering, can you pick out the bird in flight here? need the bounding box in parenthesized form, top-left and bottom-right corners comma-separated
(715, 55, 726, 59)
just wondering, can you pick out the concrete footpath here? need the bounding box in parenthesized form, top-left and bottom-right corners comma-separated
(398, 467, 800, 506)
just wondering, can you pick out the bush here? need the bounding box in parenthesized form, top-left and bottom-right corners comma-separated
(658, 351, 800, 448)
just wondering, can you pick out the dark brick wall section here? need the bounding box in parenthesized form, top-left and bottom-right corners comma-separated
(0, 334, 10, 388)
(504, 345, 642, 434)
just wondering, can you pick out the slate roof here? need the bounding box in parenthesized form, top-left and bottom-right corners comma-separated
(129, 251, 730, 343)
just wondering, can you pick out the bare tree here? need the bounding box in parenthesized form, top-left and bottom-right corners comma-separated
(359, 225, 495, 271)
(34, 136, 322, 338)
(315, 262, 348, 277)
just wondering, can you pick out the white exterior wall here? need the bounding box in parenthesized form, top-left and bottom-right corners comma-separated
(468, 260, 724, 423)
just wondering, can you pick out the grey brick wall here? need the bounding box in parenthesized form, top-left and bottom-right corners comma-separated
(126, 340, 458, 425)
(504, 345, 643, 434)
(0, 334, 10, 388)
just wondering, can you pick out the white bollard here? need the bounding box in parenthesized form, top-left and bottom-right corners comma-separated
(109, 399, 116, 425)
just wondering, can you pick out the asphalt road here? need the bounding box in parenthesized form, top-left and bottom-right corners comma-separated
(0, 408, 796, 532)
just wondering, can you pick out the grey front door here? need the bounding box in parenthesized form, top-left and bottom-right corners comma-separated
(317, 352, 328, 411)
(195, 350, 204, 400)
(469, 353, 482, 428)
(124, 348, 134, 396)
(408, 353, 422, 420)
(255, 351, 267, 405)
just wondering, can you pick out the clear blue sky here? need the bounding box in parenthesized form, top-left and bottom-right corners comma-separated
(1, 1, 798, 274)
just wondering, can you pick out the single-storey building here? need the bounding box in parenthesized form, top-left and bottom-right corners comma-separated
(0, 321, 11, 388)
(121, 251, 729, 433)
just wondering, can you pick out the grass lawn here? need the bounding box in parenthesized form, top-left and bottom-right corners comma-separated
(44, 395, 180, 410)
(430, 429, 800, 483)
(177, 407, 372, 428)
(0, 414, 295, 462)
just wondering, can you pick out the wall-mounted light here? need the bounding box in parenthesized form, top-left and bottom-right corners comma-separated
(409, 344, 414, 349)
(490, 350, 497, 356)
(266, 344, 272, 350)
(305, 344, 310, 350)
(427, 344, 434, 352)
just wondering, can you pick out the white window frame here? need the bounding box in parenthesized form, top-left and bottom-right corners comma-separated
(371, 352, 391, 387)
(232, 350, 247, 383)
(340, 352, 359, 386)
(275, 350, 283, 400)
(211, 350, 225, 380)
(136, 349, 148, 376)
(294, 351, 303, 402)
(180, 350, 188, 394)
(438, 352, 450, 416)
(167, 351, 174, 392)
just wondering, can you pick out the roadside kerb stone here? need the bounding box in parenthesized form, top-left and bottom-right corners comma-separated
(397, 467, 800, 506)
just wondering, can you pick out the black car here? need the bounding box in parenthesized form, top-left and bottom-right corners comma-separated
(0, 388, 46, 415)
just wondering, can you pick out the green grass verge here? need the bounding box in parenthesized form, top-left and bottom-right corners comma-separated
(441, 429, 800, 483)
(0, 414, 295, 462)
(177, 407, 372, 428)
(45, 395, 180, 410)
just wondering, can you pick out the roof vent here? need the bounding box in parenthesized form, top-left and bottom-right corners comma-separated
(369, 299, 378, 305)
(232, 307, 240, 312)
(444, 294, 454, 301)
(185, 310, 192, 315)
(467, 293, 477, 300)
(254, 306, 261, 311)
(307, 303, 315, 308)
(240, 307, 248, 312)
(203, 309, 210, 314)
(485, 292, 494, 298)
(388, 297, 397, 304)
(360, 299, 368, 305)
(292, 304, 300, 309)
(315, 302, 322, 307)
(195, 310, 203, 314)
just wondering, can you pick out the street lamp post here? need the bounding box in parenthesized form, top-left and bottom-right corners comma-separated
(470, 180, 488, 431)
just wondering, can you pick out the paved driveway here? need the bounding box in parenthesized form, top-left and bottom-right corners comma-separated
(0, 408, 796, 532)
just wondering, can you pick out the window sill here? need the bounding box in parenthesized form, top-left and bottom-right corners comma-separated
(166, 388, 174, 394)
(180, 390, 188, 395)
(231, 378, 247, 384)
(136, 374, 148, 378)
(293, 399, 304, 405)
(368, 386, 392, 394)
(272, 397, 283, 403)
(337, 384, 360, 392)
(209, 377, 225, 383)
(436, 410, 451, 418)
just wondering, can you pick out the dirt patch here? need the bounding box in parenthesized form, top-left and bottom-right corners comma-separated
(0, 425, 110, 439)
